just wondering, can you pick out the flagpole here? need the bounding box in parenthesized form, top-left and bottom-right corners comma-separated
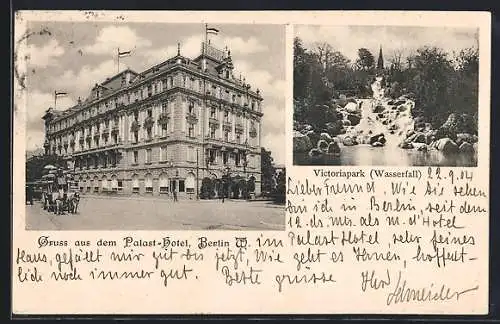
(54, 90, 57, 109)
(117, 48, 120, 74)
(205, 23, 208, 48)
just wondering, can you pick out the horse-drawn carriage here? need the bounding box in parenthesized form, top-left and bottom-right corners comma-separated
(40, 168, 80, 215)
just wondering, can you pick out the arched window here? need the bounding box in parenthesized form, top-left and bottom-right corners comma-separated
(78, 176, 84, 191)
(145, 173, 153, 193)
(186, 172, 195, 194)
(159, 173, 168, 194)
(86, 176, 91, 192)
(93, 176, 99, 193)
(111, 175, 118, 191)
(102, 175, 108, 191)
(132, 174, 139, 193)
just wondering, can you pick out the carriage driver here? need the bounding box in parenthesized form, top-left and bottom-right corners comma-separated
(56, 168, 68, 201)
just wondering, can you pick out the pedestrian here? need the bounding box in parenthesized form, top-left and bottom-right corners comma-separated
(173, 188, 178, 202)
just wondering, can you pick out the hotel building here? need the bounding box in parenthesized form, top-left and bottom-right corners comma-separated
(42, 42, 263, 198)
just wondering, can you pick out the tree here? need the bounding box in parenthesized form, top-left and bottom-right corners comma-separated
(356, 48, 375, 71)
(274, 169, 286, 204)
(260, 148, 275, 195)
(26, 154, 66, 182)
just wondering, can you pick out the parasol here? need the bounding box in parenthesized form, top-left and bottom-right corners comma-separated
(43, 164, 58, 170)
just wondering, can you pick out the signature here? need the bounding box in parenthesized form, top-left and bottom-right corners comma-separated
(386, 270, 479, 306)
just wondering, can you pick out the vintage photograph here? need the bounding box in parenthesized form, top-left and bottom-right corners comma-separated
(22, 21, 286, 230)
(293, 25, 479, 166)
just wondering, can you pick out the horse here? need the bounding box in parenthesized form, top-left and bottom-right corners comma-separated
(67, 192, 80, 214)
(48, 190, 65, 215)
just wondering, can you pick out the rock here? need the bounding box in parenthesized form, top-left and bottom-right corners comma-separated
(370, 133, 386, 146)
(435, 138, 458, 154)
(412, 142, 427, 150)
(408, 132, 426, 143)
(317, 139, 329, 152)
(456, 133, 475, 146)
(308, 148, 324, 163)
(346, 113, 361, 126)
(345, 102, 359, 113)
(399, 141, 414, 149)
(320, 132, 332, 142)
(337, 94, 348, 107)
(328, 141, 341, 154)
(293, 131, 312, 153)
(342, 136, 356, 146)
(459, 142, 475, 154)
(373, 105, 385, 113)
(371, 141, 384, 147)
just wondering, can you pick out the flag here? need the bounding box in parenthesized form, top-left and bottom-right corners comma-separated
(55, 91, 68, 97)
(206, 27, 219, 35)
(118, 50, 132, 58)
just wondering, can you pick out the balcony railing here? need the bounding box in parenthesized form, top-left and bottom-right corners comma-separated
(209, 117, 220, 127)
(223, 121, 232, 131)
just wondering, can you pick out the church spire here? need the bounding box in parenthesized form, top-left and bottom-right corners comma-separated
(377, 45, 384, 70)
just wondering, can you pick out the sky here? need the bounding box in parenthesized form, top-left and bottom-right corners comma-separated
(295, 25, 479, 65)
(21, 22, 286, 164)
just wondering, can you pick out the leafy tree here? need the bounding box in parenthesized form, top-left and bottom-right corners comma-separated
(356, 48, 375, 71)
(274, 169, 286, 204)
(260, 148, 275, 195)
(26, 154, 66, 182)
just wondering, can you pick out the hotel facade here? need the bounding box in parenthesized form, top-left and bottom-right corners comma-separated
(42, 42, 263, 198)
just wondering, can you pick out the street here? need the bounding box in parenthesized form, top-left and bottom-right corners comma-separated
(25, 196, 285, 231)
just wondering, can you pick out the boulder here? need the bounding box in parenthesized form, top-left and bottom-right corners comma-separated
(370, 133, 386, 146)
(412, 142, 427, 151)
(293, 131, 312, 153)
(373, 105, 385, 113)
(456, 133, 475, 146)
(337, 94, 348, 107)
(346, 113, 361, 126)
(345, 102, 359, 114)
(399, 141, 414, 149)
(371, 141, 384, 147)
(407, 132, 426, 143)
(320, 132, 332, 142)
(328, 141, 341, 154)
(317, 139, 329, 152)
(459, 142, 475, 154)
(435, 138, 458, 154)
(342, 136, 356, 146)
(308, 148, 324, 164)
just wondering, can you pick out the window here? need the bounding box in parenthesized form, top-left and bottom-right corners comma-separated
(111, 175, 118, 191)
(132, 175, 139, 193)
(161, 101, 169, 114)
(102, 176, 108, 191)
(199, 80, 203, 91)
(133, 151, 138, 164)
(186, 173, 195, 194)
(160, 146, 168, 161)
(94, 177, 99, 192)
(87, 178, 92, 191)
(210, 128, 216, 139)
(235, 153, 241, 166)
(147, 109, 152, 118)
(210, 107, 216, 118)
(187, 146, 196, 162)
(179, 180, 185, 193)
(224, 131, 229, 142)
(168, 76, 173, 88)
(145, 174, 153, 193)
(209, 149, 215, 164)
(236, 134, 241, 144)
(224, 111, 229, 122)
(134, 131, 138, 143)
(188, 102, 194, 114)
(188, 125, 194, 138)
(251, 101, 255, 110)
(146, 149, 152, 164)
(146, 128, 152, 141)
(222, 151, 228, 165)
(162, 79, 167, 90)
(159, 173, 168, 193)
(118, 180, 123, 191)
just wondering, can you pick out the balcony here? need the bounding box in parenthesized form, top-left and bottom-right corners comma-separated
(249, 127, 257, 138)
(143, 116, 154, 129)
(186, 112, 198, 124)
(235, 122, 244, 133)
(209, 117, 220, 127)
(222, 121, 232, 131)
